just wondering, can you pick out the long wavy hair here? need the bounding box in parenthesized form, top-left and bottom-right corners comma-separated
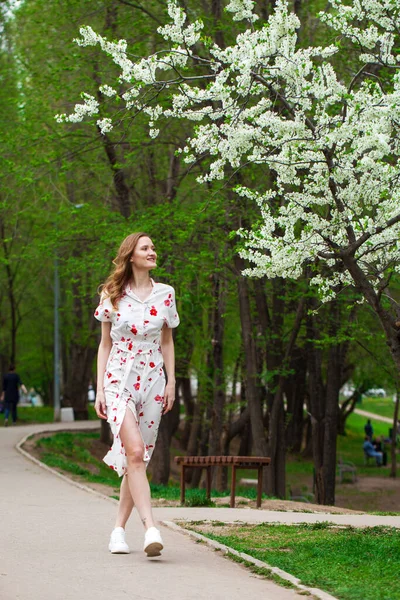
(100, 232, 150, 309)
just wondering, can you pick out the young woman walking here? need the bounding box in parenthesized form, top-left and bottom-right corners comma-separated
(94, 232, 179, 557)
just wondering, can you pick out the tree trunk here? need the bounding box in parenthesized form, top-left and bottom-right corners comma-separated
(177, 375, 194, 450)
(285, 351, 306, 452)
(209, 273, 226, 489)
(390, 388, 399, 478)
(235, 256, 268, 458)
(306, 309, 326, 504)
(323, 343, 340, 505)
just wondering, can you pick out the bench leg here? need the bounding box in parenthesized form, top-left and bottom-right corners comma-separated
(206, 466, 211, 500)
(257, 466, 263, 508)
(180, 465, 186, 505)
(230, 466, 236, 508)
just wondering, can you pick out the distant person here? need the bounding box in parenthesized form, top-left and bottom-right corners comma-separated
(363, 436, 383, 466)
(364, 419, 373, 440)
(1, 365, 27, 426)
(373, 436, 387, 467)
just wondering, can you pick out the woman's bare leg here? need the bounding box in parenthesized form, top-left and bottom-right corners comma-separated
(119, 408, 156, 530)
(115, 474, 134, 529)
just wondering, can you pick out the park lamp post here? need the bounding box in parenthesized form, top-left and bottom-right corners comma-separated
(53, 203, 85, 422)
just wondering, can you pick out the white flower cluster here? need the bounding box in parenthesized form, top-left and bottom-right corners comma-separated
(57, 0, 400, 300)
(96, 118, 113, 134)
(158, 1, 204, 46)
(225, 0, 259, 23)
(321, 0, 400, 66)
(55, 93, 99, 123)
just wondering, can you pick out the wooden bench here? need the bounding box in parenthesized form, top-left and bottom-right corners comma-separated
(174, 456, 271, 508)
(337, 457, 357, 483)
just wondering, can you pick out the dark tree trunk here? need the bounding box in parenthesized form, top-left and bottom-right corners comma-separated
(235, 256, 268, 458)
(285, 351, 307, 452)
(63, 341, 97, 420)
(178, 375, 194, 450)
(390, 388, 399, 478)
(100, 132, 131, 218)
(337, 387, 363, 435)
(0, 220, 18, 364)
(209, 274, 226, 489)
(266, 298, 304, 498)
(323, 343, 340, 505)
(62, 284, 98, 419)
(306, 308, 326, 504)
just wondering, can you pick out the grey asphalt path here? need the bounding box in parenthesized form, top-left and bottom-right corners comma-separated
(0, 422, 304, 600)
(354, 408, 393, 424)
(155, 506, 400, 528)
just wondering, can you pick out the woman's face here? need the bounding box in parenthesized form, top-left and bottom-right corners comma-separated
(130, 236, 157, 271)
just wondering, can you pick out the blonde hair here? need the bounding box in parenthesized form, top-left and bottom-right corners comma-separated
(100, 232, 150, 309)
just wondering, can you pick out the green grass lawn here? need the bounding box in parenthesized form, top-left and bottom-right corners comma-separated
(185, 521, 400, 600)
(0, 404, 97, 425)
(357, 396, 397, 421)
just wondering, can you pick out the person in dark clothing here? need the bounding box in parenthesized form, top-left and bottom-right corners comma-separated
(363, 436, 383, 466)
(364, 419, 373, 440)
(1, 365, 27, 426)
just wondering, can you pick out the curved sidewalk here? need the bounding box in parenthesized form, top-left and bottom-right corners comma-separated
(0, 422, 304, 600)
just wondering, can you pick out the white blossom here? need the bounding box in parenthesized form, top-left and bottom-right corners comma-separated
(225, 0, 259, 22)
(57, 0, 400, 300)
(97, 117, 113, 134)
(99, 84, 117, 97)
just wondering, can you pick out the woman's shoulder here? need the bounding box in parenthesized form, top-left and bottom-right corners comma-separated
(154, 281, 175, 293)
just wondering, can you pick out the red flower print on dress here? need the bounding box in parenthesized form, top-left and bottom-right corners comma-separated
(164, 299, 170, 307)
(139, 412, 144, 417)
(95, 310, 99, 316)
(150, 306, 157, 316)
(137, 376, 141, 381)
(131, 325, 138, 335)
(128, 342, 133, 351)
(134, 383, 140, 391)
(107, 372, 112, 378)
(144, 320, 149, 324)
(121, 336, 126, 342)
(149, 362, 155, 368)
(154, 395, 163, 403)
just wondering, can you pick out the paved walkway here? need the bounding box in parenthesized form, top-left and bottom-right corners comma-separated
(0, 422, 304, 600)
(354, 408, 393, 424)
(2, 421, 400, 600)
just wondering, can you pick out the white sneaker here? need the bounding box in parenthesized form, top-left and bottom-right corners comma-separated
(143, 527, 163, 557)
(108, 527, 130, 554)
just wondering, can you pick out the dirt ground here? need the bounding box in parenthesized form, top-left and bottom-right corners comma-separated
(22, 430, 400, 514)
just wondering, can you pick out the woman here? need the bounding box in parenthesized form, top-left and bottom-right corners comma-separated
(94, 232, 179, 557)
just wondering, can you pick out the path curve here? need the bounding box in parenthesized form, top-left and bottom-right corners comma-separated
(354, 408, 393, 424)
(0, 421, 304, 600)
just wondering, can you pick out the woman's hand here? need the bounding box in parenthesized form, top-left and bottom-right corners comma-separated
(163, 381, 176, 414)
(95, 390, 108, 420)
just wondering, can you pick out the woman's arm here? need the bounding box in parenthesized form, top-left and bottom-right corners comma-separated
(95, 322, 112, 420)
(160, 325, 176, 414)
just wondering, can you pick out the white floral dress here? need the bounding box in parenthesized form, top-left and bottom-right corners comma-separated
(94, 279, 179, 476)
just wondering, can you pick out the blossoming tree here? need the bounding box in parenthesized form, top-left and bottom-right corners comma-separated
(57, 0, 400, 502)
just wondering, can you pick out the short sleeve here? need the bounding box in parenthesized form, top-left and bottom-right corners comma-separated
(165, 287, 180, 329)
(94, 293, 114, 323)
